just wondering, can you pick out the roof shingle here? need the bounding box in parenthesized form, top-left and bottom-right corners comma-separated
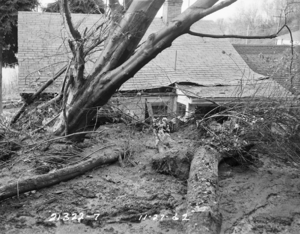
(18, 12, 265, 94)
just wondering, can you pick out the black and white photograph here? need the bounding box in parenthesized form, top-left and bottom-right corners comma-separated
(0, 0, 300, 233)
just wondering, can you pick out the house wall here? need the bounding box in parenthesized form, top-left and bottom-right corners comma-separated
(176, 88, 192, 117)
(112, 94, 176, 120)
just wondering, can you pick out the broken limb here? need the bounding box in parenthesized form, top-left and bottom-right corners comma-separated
(30, 114, 60, 134)
(0, 144, 121, 201)
(10, 65, 68, 125)
(27, 60, 73, 118)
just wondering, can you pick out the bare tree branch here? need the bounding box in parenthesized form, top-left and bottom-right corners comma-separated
(10, 65, 68, 124)
(188, 31, 278, 39)
(75, 43, 85, 84)
(84, 37, 107, 57)
(62, 0, 81, 41)
(285, 24, 294, 55)
(68, 39, 76, 57)
(188, 21, 294, 42)
(61, 0, 85, 85)
(284, 24, 295, 90)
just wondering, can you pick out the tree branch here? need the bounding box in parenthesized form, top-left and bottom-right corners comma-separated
(61, 0, 85, 85)
(89, 0, 165, 77)
(188, 23, 287, 40)
(10, 65, 67, 124)
(62, 0, 81, 41)
(68, 39, 76, 57)
(75, 43, 85, 84)
(188, 31, 277, 39)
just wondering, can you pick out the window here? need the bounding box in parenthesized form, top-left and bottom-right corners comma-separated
(152, 104, 168, 117)
(177, 102, 186, 117)
(145, 102, 169, 119)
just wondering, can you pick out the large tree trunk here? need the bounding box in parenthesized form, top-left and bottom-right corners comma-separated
(52, 0, 236, 137)
(0, 43, 3, 115)
(187, 146, 222, 234)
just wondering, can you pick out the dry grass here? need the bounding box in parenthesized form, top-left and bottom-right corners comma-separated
(190, 79, 300, 166)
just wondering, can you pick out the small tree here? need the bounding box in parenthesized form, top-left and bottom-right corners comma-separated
(0, 0, 39, 114)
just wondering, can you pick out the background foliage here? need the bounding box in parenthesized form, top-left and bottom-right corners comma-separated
(43, 0, 106, 14)
(0, 0, 39, 67)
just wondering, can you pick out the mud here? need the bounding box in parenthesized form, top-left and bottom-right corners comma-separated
(219, 156, 300, 234)
(0, 123, 300, 234)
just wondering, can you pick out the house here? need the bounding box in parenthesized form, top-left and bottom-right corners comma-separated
(276, 30, 300, 45)
(233, 44, 300, 95)
(18, 0, 292, 120)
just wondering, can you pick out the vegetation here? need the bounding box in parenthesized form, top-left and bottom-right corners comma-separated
(0, 0, 39, 66)
(43, 0, 106, 14)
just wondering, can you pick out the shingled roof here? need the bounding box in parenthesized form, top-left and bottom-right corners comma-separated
(18, 12, 266, 94)
(233, 44, 300, 94)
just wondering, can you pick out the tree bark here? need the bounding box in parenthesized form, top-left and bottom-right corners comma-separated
(0, 43, 3, 115)
(0, 144, 121, 201)
(186, 146, 222, 234)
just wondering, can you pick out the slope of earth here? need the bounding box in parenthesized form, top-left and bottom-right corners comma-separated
(0, 123, 300, 234)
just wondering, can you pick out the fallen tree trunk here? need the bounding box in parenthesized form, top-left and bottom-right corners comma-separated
(0, 144, 121, 201)
(186, 146, 222, 234)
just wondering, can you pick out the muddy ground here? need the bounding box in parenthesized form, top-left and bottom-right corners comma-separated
(1, 123, 300, 234)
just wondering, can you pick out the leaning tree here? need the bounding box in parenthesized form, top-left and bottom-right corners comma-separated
(0, 0, 39, 114)
(51, 0, 240, 136)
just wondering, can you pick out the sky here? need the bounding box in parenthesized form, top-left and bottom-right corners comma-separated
(38, 0, 256, 21)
